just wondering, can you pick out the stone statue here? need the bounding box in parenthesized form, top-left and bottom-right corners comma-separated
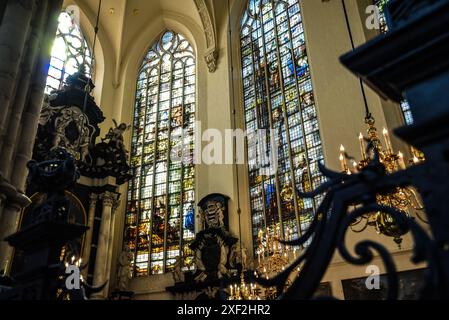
(172, 257, 185, 283)
(104, 119, 131, 154)
(117, 245, 133, 291)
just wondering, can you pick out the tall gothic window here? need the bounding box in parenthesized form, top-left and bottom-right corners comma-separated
(374, 0, 413, 124)
(240, 0, 325, 252)
(45, 11, 93, 94)
(124, 31, 196, 277)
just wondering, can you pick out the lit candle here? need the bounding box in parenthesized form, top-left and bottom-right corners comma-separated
(383, 128, 393, 153)
(339, 155, 346, 171)
(413, 156, 420, 164)
(359, 133, 366, 159)
(352, 161, 358, 173)
(398, 152, 406, 169)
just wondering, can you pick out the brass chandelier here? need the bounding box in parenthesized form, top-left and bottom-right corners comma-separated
(339, 115, 426, 246)
(228, 224, 300, 300)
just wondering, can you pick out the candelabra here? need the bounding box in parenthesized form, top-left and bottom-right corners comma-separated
(339, 115, 426, 247)
(228, 223, 303, 300)
(255, 224, 299, 277)
(228, 273, 261, 300)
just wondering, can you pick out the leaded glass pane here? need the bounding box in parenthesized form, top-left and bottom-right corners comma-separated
(240, 0, 325, 253)
(124, 30, 196, 276)
(45, 11, 92, 94)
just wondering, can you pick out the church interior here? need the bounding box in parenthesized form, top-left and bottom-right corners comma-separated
(0, 0, 448, 301)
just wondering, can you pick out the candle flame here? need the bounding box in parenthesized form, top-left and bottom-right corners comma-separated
(340, 144, 345, 152)
(359, 132, 363, 140)
(383, 128, 388, 135)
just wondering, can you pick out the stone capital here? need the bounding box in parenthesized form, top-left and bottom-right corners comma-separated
(101, 191, 116, 207)
(205, 49, 218, 73)
(112, 198, 121, 214)
(89, 193, 98, 208)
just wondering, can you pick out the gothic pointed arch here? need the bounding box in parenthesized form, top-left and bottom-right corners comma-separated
(123, 30, 196, 276)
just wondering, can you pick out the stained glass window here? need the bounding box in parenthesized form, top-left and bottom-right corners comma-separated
(45, 11, 93, 94)
(124, 30, 196, 277)
(240, 0, 325, 252)
(374, 0, 414, 125)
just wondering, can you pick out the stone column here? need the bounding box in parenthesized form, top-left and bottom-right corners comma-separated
(0, 0, 37, 221)
(103, 198, 121, 294)
(0, 178, 16, 220)
(0, 0, 62, 258)
(91, 191, 116, 299)
(0, 0, 35, 152)
(0, 0, 48, 179)
(9, 0, 63, 192)
(81, 193, 98, 278)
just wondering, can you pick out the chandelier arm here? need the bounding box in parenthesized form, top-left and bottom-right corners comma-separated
(349, 217, 369, 233)
(406, 187, 426, 211)
(414, 210, 429, 224)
